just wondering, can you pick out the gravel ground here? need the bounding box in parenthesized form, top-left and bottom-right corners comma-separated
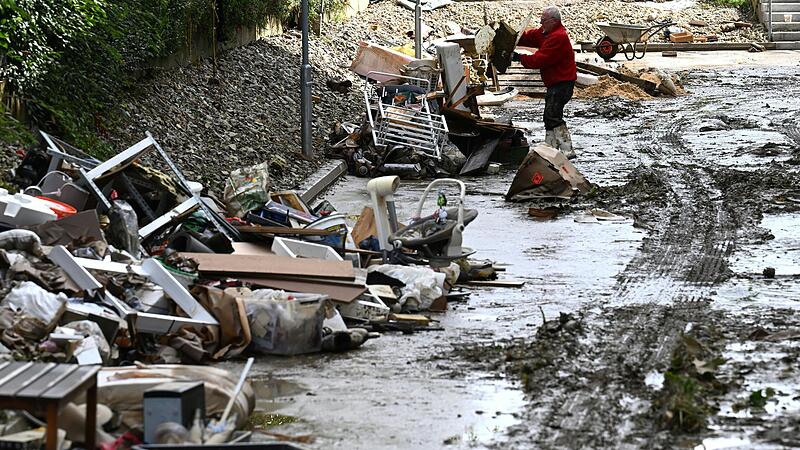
(97, 0, 766, 193)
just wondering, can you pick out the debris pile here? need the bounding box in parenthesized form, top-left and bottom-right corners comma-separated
(324, 33, 532, 178)
(0, 127, 522, 448)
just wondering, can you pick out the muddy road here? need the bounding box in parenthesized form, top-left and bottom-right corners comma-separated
(221, 66, 800, 449)
(468, 66, 800, 449)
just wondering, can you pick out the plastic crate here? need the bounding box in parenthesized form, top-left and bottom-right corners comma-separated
(401, 65, 441, 93)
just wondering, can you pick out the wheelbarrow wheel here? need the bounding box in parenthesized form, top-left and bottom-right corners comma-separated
(595, 36, 619, 61)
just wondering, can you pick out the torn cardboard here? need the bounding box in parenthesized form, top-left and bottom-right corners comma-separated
(506, 144, 592, 200)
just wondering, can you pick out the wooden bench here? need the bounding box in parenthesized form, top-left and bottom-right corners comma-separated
(0, 362, 100, 450)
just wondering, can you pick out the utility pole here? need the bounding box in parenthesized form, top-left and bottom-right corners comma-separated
(414, 0, 422, 58)
(301, 0, 313, 158)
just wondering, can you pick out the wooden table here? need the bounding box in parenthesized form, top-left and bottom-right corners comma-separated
(0, 362, 100, 450)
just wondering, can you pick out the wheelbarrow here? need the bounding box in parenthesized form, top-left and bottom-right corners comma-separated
(594, 20, 676, 61)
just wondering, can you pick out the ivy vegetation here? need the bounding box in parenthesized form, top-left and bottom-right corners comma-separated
(0, 0, 345, 155)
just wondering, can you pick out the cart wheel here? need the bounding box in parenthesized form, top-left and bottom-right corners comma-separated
(595, 36, 619, 61)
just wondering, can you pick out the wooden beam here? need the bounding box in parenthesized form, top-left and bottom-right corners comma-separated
(579, 41, 776, 52)
(235, 225, 337, 236)
(464, 279, 526, 287)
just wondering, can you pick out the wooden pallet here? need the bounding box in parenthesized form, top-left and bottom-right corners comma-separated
(494, 64, 546, 97)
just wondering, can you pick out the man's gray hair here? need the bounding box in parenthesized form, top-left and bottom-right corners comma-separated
(543, 5, 561, 22)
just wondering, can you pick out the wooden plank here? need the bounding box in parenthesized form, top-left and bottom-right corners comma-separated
(461, 137, 501, 175)
(16, 365, 78, 399)
(579, 41, 776, 52)
(0, 362, 31, 387)
(235, 226, 336, 236)
(240, 277, 366, 303)
(464, 279, 526, 287)
(500, 86, 546, 93)
(498, 81, 545, 87)
(184, 252, 356, 280)
(497, 74, 545, 81)
(514, 92, 546, 97)
(503, 67, 542, 74)
(351, 206, 377, 247)
(576, 61, 658, 94)
(0, 363, 56, 397)
(39, 366, 99, 401)
(389, 313, 431, 325)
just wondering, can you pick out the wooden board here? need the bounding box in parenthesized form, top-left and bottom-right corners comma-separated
(496, 64, 546, 97)
(241, 277, 366, 303)
(579, 42, 776, 52)
(351, 206, 377, 247)
(498, 74, 544, 81)
(183, 252, 356, 280)
(389, 313, 431, 325)
(464, 279, 526, 287)
(461, 137, 501, 175)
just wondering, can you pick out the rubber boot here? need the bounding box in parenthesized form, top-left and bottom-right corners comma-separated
(544, 129, 557, 148)
(553, 124, 576, 160)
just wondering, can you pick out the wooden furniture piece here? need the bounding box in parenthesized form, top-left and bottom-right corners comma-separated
(0, 362, 100, 450)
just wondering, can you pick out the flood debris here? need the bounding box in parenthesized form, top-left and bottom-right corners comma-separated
(0, 126, 521, 447)
(330, 17, 539, 180)
(506, 143, 592, 201)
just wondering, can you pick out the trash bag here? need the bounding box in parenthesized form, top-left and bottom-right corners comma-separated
(321, 328, 373, 352)
(368, 265, 446, 311)
(107, 200, 139, 256)
(223, 162, 271, 218)
(243, 289, 327, 356)
(439, 141, 466, 175)
(1, 281, 67, 329)
(0, 229, 43, 256)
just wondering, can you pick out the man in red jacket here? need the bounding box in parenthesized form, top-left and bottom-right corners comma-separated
(514, 6, 578, 159)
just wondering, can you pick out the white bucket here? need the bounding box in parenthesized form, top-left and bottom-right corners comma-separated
(0, 189, 58, 226)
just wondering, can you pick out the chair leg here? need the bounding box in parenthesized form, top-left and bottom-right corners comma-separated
(86, 383, 97, 450)
(46, 403, 58, 450)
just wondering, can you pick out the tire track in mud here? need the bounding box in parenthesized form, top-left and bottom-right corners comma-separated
(508, 106, 740, 449)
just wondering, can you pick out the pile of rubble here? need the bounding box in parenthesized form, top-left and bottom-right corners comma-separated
(105, 38, 366, 193)
(331, 0, 766, 49)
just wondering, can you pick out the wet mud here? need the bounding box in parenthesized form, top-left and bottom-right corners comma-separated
(455, 66, 800, 449)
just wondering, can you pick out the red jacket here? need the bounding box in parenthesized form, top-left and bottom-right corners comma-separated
(518, 24, 577, 87)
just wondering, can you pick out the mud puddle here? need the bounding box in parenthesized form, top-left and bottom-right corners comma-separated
(715, 212, 800, 310)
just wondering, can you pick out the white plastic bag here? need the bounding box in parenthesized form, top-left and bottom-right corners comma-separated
(368, 265, 446, 310)
(2, 281, 67, 327)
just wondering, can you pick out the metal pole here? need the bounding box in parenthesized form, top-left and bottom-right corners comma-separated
(768, 0, 773, 42)
(301, 0, 313, 158)
(415, 0, 422, 58)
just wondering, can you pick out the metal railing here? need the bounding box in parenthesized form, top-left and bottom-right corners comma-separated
(769, 0, 774, 41)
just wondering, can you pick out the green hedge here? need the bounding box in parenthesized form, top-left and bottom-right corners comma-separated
(0, 0, 346, 155)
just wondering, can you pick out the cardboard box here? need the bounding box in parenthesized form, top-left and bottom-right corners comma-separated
(669, 32, 694, 43)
